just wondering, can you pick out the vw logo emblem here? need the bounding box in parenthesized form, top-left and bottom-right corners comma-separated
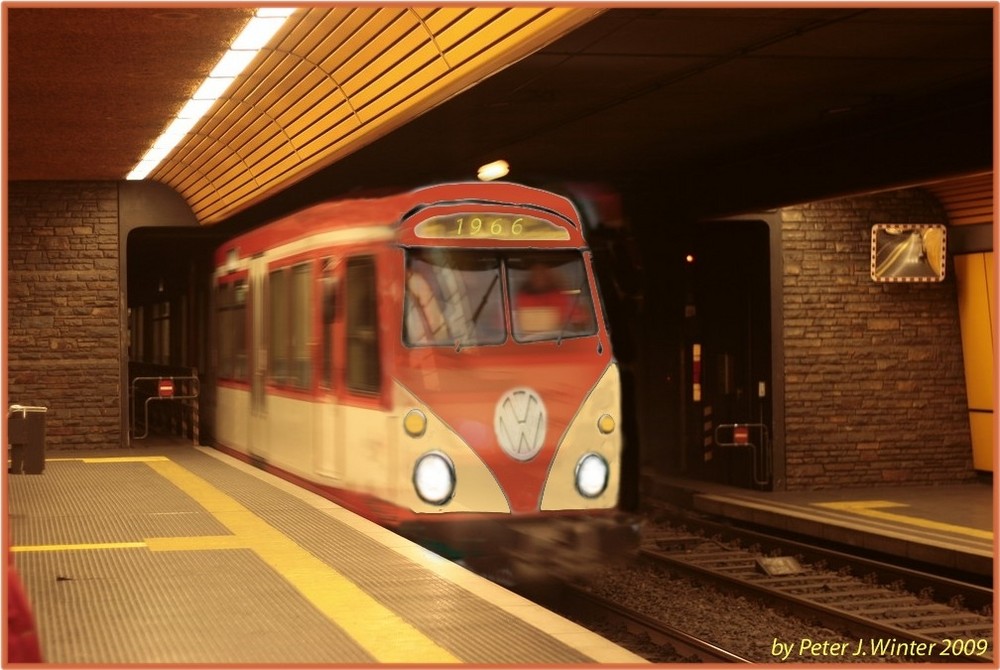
(494, 387, 547, 461)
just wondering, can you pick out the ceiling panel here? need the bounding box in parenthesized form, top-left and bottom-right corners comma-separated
(147, 6, 600, 224)
(5, 6, 992, 226)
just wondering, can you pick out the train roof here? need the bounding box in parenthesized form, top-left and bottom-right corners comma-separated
(217, 181, 583, 262)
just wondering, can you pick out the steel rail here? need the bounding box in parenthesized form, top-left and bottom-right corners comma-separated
(561, 585, 753, 663)
(660, 511, 994, 609)
(641, 548, 994, 664)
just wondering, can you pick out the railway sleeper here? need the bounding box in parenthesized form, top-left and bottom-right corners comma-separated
(809, 590, 920, 601)
(834, 599, 929, 612)
(916, 623, 994, 636)
(889, 613, 991, 626)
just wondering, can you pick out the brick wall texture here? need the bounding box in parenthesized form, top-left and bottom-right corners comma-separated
(7, 181, 122, 449)
(781, 188, 974, 489)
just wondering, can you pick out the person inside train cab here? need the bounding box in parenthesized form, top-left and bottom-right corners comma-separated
(514, 259, 585, 338)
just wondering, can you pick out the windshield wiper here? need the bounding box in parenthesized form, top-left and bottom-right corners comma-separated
(457, 273, 500, 352)
(471, 274, 499, 326)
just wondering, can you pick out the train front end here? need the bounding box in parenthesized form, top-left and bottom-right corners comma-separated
(389, 183, 638, 582)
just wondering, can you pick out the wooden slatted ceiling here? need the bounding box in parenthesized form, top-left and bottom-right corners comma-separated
(151, 6, 600, 225)
(924, 172, 995, 227)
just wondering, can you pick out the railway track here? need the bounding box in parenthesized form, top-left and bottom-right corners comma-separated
(642, 522, 994, 664)
(551, 586, 753, 663)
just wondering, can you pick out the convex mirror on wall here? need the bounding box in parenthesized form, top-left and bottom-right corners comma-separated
(871, 224, 947, 282)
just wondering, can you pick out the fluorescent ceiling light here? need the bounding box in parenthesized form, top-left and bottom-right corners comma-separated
(256, 8, 295, 18)
(163, 115, 200, 139)
(193, 77, 235, 101)
(141, 147, 172, 163)
(127, 8, 296, 181)
(177, 98, 215, 120)
(231, 15, 289, 50)
(210, 49, 257, 78)
(130, 160, 159, 179)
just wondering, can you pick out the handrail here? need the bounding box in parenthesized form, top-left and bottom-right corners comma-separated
(714, 422, 772, 488)
(130, 375, 200, 440)
(8, 405, 48, 417)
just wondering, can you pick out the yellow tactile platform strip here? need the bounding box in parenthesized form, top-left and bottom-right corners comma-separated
(7, 448, 598, 664)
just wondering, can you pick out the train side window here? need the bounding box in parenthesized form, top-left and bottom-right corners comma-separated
(216, 279, 247, 381)
(291, 263, 312, 389)
(232, 281, 247, 380)
(217, 285, 232, 379)
(268, 263, 312, 389)
(345, 256, 380, 394)
(320, 259, 338, 389)
(269, 268, 289, 384)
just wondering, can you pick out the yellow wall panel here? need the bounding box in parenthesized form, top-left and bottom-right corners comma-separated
(954, 252, 995, 474)
(954, 253, 994, 411)
(985, 251, 994, 349)
(969, 411, 994, 472)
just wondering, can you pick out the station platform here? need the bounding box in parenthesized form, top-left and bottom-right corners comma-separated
(6, 445, 647, 665)
(642, 472, 995, 579)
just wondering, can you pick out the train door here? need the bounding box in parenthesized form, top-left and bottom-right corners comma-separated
(338, 254, 387, 492)
(683, 220, 773, 489)
(315, 256, 343, 479)
(248, 254, 269, 461)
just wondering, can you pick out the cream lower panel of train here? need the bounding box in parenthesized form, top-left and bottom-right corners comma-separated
(540, 361, 621, 511)
(215, 386, 250, 451)
(213, 383, 511, 515)
(390, 381, 511, 514)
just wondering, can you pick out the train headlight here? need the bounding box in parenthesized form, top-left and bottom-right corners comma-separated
(575, 452, 609, 498)
(413, 451, 455, 505)
(404, 409, 427, 437)
(597, 413, 616, 434)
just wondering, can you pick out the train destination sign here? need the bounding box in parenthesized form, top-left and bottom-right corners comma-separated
(414, 214, 570, 241)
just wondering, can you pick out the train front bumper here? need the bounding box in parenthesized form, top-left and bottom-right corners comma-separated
(399, 512, 642, 584)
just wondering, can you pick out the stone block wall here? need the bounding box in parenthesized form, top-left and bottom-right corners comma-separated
(7, 181, 121, 449)
(781, 188, 973, 488)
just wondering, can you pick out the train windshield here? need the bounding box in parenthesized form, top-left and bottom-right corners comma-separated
(507, 252, 597, 343)
(404, 249, 597, 347)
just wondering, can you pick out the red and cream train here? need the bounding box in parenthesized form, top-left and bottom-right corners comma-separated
(212, 181, 635, 580)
